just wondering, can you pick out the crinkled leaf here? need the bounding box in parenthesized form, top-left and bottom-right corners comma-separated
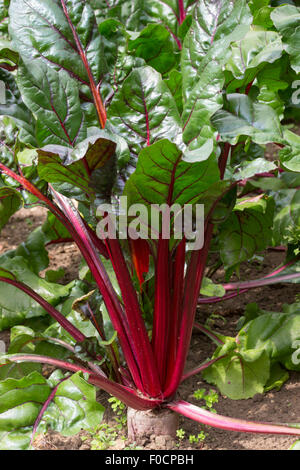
(98, 18, 145, 96)
(165, 70, 183, 115)
(124, 139, 219, 229)
(203, 347, 270, 399)
(9, 0, 104, 84)
(17, 60, 86, 147)
(253, 5, 275, 29)
(181, 0, 252, 152)
(256, 61, 288, 119)
(41, 211, 72, 245)
(226, 30, 283, 79)
(107, 0, 191, 37)
(0, 371, 51, 435)
(128, 24, 177, 74)
(182, 0, 252, 94)
(37, 135, 116, 201)
(38, 370, 105, 437)
(240, 308, 300, 371)
(219, 196, 274, 271)
(0, 428, 33, 450)
(272, 186, 300, 246)
(279, 129, 300, 172)
(0, 38, 18, 69)
(0, 369, 104, 449)
(271, 4, 300, 73)
(211, 93, 285, 145)
(232, 158, 277, 181)
(108, 66, 182, 155)
(44, 281, 98, 342)
(0, 69, 36, 145)
(0, 325, 42, 381)
(12, 228, 49, 274)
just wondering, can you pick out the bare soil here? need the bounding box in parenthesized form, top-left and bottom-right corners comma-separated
(0, 207, 299, 451)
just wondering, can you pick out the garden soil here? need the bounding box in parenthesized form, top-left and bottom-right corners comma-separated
(0, 206, 299, 451)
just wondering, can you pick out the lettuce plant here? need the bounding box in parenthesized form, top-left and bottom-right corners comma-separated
(0, 0, 300, 447)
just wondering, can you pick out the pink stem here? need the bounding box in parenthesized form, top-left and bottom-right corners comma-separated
(181, 355, 226, 382)
(152, 237, 171, 387)
(223, 272, 300, 291)
(5, 354, 162, 410)
(31, 377, 69, 445)
(105, 237, 162, 397)
(178, 0, 186, 24)
(198, 257, 300, 304)
(165, 238, 186, 383)
(51, 191, 146, 393)
(0, 277, 85, 343)
(193, 322, 224, 345)
(164, 223, 214, 398)
(60, 0, 106, 128)
(167, 400, 300, 435)
(198, 288, 249, 304)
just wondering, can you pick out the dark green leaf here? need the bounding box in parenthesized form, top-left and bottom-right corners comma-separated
(0, 371, 51, 433)
(279, 129, 300, 172)
(39, 370, 105, 436)
(181, 0, 252, 152)
(273, 189, 300, 246)
(108, 66, 181, 155)
(128, 24, 177, 74)
(0, 185, 23, 233)
(219, 196, 274, 271)
(17, 60, 86, 147)
(37, 134, 116, 201)
(165, 70, 183, 115)
(0, 69, 36, 145)
(124, 139, 219, 210)
(9, 0, 104, 84)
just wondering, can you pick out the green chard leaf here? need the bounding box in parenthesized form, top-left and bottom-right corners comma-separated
(181, 0, 252, 154)
(9, 0, 105, 85)
(0, 69, 36, 145)
(128, 24, 178, 75)
(0, 186, 23, 233)
(37, 371, 105, 437)
(273, 188, 300, 246)
(0, 370, 104, 450)
(17, 60, 87, 148)
(37, 134, 116, 202)
(226, 30, 283, 79)
(271, 4, 300, 73)
(219, 195, 275, 272)
(124, 138, 219, 212)
(108, 66, 182, 155)
(0, 371, 51, 449)
(203, 343, 271, 399)
(239, 306, 300, 371)
(0, 257, 72, 330)
(211, 93, 285, 145)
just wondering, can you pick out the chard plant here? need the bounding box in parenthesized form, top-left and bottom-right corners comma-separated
(0, 0, 299, 449)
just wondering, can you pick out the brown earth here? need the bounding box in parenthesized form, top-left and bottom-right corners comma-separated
(0, 207, 299, 451)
